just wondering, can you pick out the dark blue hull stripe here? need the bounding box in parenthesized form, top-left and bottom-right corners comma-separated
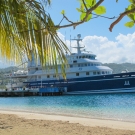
(27, 76, 135, 85)
(60, 76, 135, 84)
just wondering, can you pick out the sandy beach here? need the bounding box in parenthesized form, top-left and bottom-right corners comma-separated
(0, 110, 135, 135)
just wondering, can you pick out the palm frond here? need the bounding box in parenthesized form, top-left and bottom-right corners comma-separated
(0, 0, 70, 78)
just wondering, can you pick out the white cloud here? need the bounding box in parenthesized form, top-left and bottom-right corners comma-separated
(58, 32, 135, 63)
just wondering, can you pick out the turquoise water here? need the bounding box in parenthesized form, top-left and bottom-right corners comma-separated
(0, 93, 135, 122)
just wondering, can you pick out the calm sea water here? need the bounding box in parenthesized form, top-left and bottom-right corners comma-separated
(0, 93, 135, 122)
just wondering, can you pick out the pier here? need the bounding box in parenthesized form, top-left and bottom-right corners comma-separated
(0, 87, 66, 97)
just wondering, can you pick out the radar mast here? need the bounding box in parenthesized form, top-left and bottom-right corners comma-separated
(71, 34, 85, 54)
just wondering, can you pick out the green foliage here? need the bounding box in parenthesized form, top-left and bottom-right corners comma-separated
(61, 10, 65, 15)
(76, 0, 106, 22)
(128, 0, 135, 3)
(127, 14, 135, 21)
(124, 1, 135, 28)
(94, 6, 106, 15)
(124, 21, 134, 27)
(85, 0, 96, 7)
(80, 13, 92, 21)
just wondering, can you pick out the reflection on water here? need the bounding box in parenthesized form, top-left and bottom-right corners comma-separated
(0, 93, 135, 122)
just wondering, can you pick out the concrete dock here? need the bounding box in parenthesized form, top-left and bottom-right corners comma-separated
(0, 87, 65, 97)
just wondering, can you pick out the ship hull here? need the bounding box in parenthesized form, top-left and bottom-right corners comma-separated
(25, 72, 135, 94)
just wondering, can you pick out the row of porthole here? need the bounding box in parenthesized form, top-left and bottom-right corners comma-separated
(76, 56, 95, 59)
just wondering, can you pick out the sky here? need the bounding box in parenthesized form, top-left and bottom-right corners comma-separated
(0, 0, 135, 68)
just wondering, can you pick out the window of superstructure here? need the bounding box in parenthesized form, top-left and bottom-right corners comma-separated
(79, 56, 81, 59)
(47, 75, 50, 78)
(92, 56, 94, 59)
(102, 71, 105, 74)
(85, 63, 87, 66)
(78, 64, 80, 67)
(76, 73, 79, 76)
(86, 72, 89, 75)
(73, 60, 77, 63)
(70, 65, 73, 68)
(93, 72, 96, 75)
(38, 76, 41, 79)
(76, 56, 78, 59)
(91, 63, 93, 66)
(97, 72, 100, 75)
(88, 63, 90, 66)
(53, 75, 56, 78)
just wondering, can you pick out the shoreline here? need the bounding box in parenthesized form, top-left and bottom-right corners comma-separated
(0, 108, 134, 123)
(0, 110, 135, 131)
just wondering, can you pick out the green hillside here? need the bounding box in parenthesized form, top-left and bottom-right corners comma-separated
(103, 63, 135, 74)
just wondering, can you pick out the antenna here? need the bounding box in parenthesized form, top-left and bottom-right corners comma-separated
(70, 35, 71, 53)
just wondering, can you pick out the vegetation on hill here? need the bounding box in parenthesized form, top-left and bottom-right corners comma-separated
(103, 63, 135, 73)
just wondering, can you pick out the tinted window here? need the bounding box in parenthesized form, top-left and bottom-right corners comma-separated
(86, 72, 89, 75)
(93, 72, 96, 75)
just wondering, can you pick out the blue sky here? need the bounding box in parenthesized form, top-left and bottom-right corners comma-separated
(48, 0, 134, 40)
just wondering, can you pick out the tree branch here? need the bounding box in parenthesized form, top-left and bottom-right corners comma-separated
(109, 8, 135, 32)
(82, 0, 88, 11)
(56, 0, 104, 29)
(92, 13, 116, 19)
